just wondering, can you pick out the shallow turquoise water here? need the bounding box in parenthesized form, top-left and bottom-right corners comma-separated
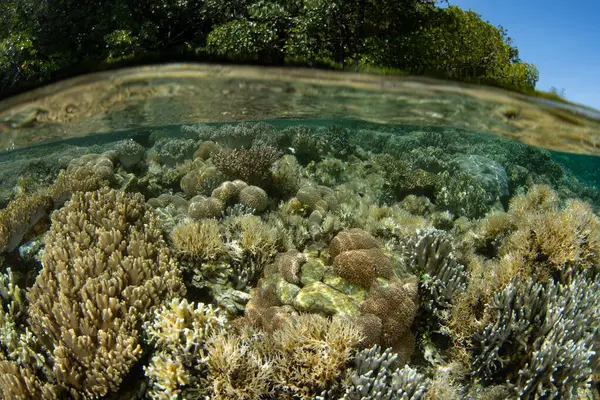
(0, 65, 598, 399)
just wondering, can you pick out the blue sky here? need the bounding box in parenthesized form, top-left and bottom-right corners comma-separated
(447, 0, 600, 110)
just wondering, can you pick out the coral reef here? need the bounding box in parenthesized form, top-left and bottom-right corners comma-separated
(0, 193, 51, 252)
(50, 152, 116, 202)
(238, 185, 269, 212)
(213, 146, 283, 186)
(149, 138, 197, 166)
(143, 298, 227, 399)
(472, 274, 600, 398)
(171, 219, 225, 261)
(1, 121, 599, 399)
(116, 139, 146, 168)
(26, 188, 184, 397)
(340, 345, 429, 400)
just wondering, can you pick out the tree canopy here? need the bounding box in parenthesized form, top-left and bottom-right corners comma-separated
(0, 0, 539, 96)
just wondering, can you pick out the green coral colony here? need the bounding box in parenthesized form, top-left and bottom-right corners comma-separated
(0, 121, 599, 400)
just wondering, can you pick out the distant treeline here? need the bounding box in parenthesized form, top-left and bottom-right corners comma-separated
(0, 0, 539, 96)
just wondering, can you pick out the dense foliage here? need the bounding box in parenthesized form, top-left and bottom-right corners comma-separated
(0, 0, 538, 96)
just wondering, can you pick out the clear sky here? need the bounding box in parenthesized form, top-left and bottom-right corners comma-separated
(447, 0, 600, 110)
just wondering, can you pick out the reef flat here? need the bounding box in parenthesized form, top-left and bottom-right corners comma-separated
(0, 121, 598, 399)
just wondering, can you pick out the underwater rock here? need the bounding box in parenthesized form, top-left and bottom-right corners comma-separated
(293, 281, 360, 317)
(300, 258, 326, 286)
(322, 270, 369, 303)
(274, 274, 302, 305)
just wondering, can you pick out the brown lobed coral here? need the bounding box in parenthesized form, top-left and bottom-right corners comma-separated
(26, 188, 184, 398)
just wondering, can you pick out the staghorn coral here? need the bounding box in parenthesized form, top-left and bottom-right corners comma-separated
(224, 214, 287, 289)
(412, 229, 467, 311)
(205, 313, 363, 399)
(337, 345, 429, 400)
(0, 193, 51, 252)
(238, 185, 269, 213)
(213, 146, 283, 186)
(26, 188, 184, 398)
(204, 327, 275, 400)
(472, 274, 600, 398)
(143, 298, 227, 400)
(501, 192, 600, 281)
(171, 219, 225, 261)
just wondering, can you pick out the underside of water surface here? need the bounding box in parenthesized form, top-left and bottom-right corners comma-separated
(0, 65, 599, 400)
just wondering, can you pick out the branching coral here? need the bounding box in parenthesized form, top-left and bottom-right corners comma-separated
(472, 274, 600, 398)
(26, 188, 184, 398)
(339, 345, 429, 400)
(213, 146, 283, 186)
(143, 298, 227, 399)
(204, 313, 363, 399)
(0, 193, 51, 252)
(171, 219, 226, 261)
(224, 214, 287, 289)
(412, 229, 467, 311)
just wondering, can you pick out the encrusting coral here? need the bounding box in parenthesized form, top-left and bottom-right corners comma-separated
(26, 188, 185, 398)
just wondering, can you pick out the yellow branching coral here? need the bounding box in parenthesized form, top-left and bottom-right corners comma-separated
(500, 185, 600, 280)
(27, 188, 184, 398)
(171, 219, 225, 261)
(0, 193, 51, 252)
(204, 314, 362, 399)
(144, 298, 227, 399)
(0, 361, 61, 400)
